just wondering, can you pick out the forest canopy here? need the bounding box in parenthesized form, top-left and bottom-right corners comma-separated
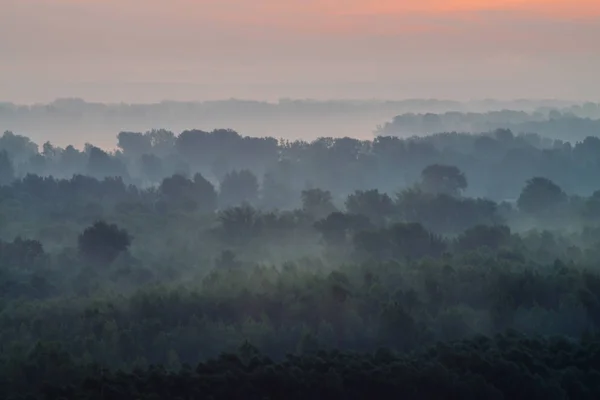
(2, 124, 600, 398)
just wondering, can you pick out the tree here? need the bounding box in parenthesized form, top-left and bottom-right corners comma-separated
(0, 131, 38, 164)
(573, 136, 600, 164)
(146, 129, 176, 157)
(86, 146, 128, 180)
(219, 170, 259, 208)
(388, 222, 446, 260)
(175, 129, 211, 166)
(0, 150, 14, 185)
(354, 223, 446, 261)
(217, 205, 261, 246)
(517, 177, 567, 215)
(301, 188, 337, 220)
(0, 237, 46, 269)
(160, 174, 196, 211)
(78, 221, 132, 263)
(421, 164, 467, 197)
(42, 141, 59, 159)
(58, 145, 86, 177)
(345, 189, 394, 225)
(193, 173, 218, 213)
(494, 128, 514, 143)
(314, 212, 371, 247)
(159, 173, 217, 213)
(455, 225, 511, 252)
(117, 132, 152, 157)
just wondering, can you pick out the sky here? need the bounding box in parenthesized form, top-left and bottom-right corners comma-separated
(1, 0, 599, 103)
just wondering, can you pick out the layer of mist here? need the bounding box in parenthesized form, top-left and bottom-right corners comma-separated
(3, 106, 600, 398)
(1, 98, 594, 148)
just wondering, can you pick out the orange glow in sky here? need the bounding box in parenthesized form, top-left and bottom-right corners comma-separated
(1, 0, 599, 102)
(41, 0, 600, 18)
(336, 0, 600, 15)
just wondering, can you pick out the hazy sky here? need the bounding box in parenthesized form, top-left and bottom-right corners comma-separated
(1, 0, 599, 103)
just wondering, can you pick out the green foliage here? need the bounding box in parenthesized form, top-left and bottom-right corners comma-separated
(78, 221, 132, 264)
(455, 225, 511, 253)
(2, 128, 600, 395)
(5, 333, 600, 399)
(345, 189, 394, 226)
(518, 177, 568, 215)
(301, 188, 337, 220)
(421, 164, 468, 197)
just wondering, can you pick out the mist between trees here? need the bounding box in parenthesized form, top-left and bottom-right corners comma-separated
(3, 126, 600, 398)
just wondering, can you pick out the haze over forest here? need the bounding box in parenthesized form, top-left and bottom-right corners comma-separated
(3, 1, 600, 399)
(2, 98, 600, 148)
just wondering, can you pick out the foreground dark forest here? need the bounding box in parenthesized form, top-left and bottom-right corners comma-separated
(3, 127, 600, 398)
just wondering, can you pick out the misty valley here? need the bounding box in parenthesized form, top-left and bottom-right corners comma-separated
(3, 122, 600, 399)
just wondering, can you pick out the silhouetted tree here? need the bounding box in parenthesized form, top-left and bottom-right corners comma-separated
(388, 222, 446, 260)
(0, 131, 38, 164)
(159, 173, 217, 213)
(117, 132, 152, 158)
(456, 225, 511, 252)
(193, 173, 218, 213)
(421, 164, 467, 197)
(314, 212, 371, 247)
(517, 177, 567, 214)
(78, 221, 131, 263)
(0, 237, 46, 269)
(301, 188, 337, 220)
(160, 174, 196, 211)
(345, 189, 394, 225)
(86, 146, 128, 180)
(218, 205, 261, 246)
(146, 129, 176, 157)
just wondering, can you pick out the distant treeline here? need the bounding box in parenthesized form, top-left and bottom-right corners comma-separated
(3, 127, 600, 202)
(377, 109, 600, 141)
(1, 98, 598, 145)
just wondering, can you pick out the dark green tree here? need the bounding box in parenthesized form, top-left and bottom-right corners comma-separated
(301, 188, 337, 220)
(456, 225, 511, 252)
(78, 221, 132, 263)
(345, 189, 394, 225)
(421, 164, 467, 197)
(517, 177, 567, 215)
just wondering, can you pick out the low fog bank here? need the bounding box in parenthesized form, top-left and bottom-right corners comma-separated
(0, 98, 594, 148)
